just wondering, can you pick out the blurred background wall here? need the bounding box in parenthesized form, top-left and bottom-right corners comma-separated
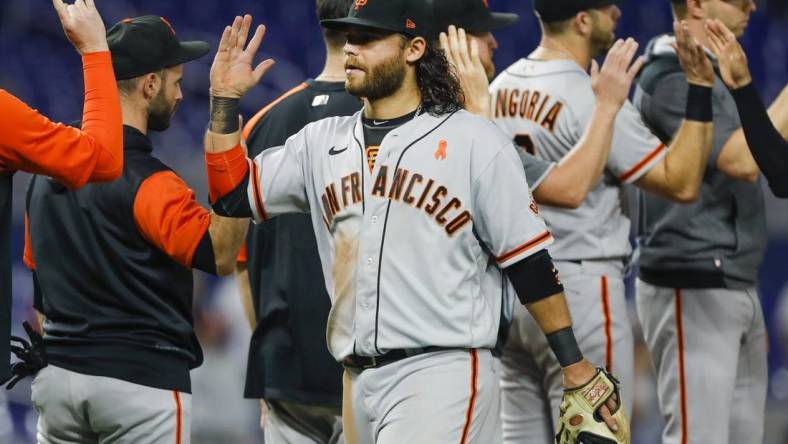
(1, 0, 786, 443)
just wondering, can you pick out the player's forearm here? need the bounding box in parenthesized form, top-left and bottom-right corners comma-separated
(548, 104, 618, 207)
(209, 212, 249, 276)
(731, 83, 788, 197)
(644, 85, 714, 202)
(767, 83, 788, 139)
(659, 119, 713, 200)
(81, 51, 123, 182)
(525, 292, 574, 335)
(235, 262, 258, 330)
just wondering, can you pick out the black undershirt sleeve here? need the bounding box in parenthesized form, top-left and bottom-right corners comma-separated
(212, 174, 253, 218)
(730, 83, 788, 197)
(191, 231, 217, 275)
(504, 250, 564, 305)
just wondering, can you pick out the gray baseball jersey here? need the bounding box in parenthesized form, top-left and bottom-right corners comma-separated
(244, 109, 553, 361)
(490, 58, 667, 261)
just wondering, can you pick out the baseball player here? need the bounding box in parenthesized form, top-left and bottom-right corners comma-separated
(488, 1, 717, 442)
(436, 0, 652, 212)
(204, 5, 625, 444)
(0, 0, 123, 385)
(705, 18, 788, 197)
(235, 0, 358, 442)
(633, 0, 784, 442)
(23, 16, 248, 443)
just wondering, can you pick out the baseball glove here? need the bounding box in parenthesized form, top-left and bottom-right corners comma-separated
(555, 368, 630, 444)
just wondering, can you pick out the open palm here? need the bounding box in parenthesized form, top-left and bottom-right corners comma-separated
(209, 15, 275, 99)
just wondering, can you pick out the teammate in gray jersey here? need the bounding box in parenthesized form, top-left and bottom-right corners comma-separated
(487, 1, 717, 442)
(633, 0, 787, 442)
(202, 3, 626, 443)
(437, 0, 648, 211)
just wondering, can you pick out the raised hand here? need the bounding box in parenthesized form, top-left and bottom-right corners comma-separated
(591, 38, 645, 111)
(440, 26, 491, 118)
(672, 20, 714, 87)
(705, 19, 751, 89)
(210, 15, 275, 99)
(52, 0, 108, 55)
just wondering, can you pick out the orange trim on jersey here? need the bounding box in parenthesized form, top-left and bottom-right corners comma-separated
(23, 213, 35, 270)
(133, 171, 211, 268)
(675, 289, 689, 444)
(242, 82, 309, 140)
(618, 143, 667, 183)
(496, 231, 552, 264)
(600, 276, 613, 372)
(236, 243, 248, 263)
(173, 391, 183, 444)
(250, 160, 268, 220)
(460, 349, 479, 444)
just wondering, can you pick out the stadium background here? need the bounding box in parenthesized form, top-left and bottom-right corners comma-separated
(1, 0, 787, 442)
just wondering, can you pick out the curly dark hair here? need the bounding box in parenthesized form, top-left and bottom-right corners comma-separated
(414, 41, 465, 116)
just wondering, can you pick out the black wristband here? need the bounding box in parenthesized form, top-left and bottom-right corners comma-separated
(209, 96, 241, 134)
(546, 326, 583, 368)
(685, 84, 713, 122)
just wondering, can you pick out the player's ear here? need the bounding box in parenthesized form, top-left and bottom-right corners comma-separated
(405, 36, 427, 64)
(574, 11, 593, 37)
(141, 72, 163, 101)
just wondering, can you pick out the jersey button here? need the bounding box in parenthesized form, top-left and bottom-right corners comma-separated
(367, 257, 373, 267)
(372, 216, 378, 224)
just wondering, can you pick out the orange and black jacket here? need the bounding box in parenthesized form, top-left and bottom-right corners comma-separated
(25, 126, 215, 393)
(0, 51, 122, 382)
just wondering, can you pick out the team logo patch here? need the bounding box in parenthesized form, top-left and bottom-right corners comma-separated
(406, 19, 416, 29)
(366, 145, 380, 172)
(434, 139, 448, 161)
(355, 0, 368, 10)
(312, 95, 330, 107)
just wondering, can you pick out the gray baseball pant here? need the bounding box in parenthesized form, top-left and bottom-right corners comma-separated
(31, 365, 191, 444)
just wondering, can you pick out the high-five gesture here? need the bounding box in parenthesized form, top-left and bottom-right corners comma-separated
(210, 15, 275, 99)
(440, 26, 491, 118)
(672, 20, 714, 87)
(705, 19, 751, 89)
(591, 38, 645, 111)
(52, 0, 108, 55)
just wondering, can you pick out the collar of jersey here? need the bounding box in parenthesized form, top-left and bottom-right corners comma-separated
(507, 57, 587, 77)
(122, 125, 154, 153)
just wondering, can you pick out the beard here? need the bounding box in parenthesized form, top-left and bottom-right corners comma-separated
(345, 51, 407, 101)
(589, 15, 616, 58)
(147, 88, 177, 132)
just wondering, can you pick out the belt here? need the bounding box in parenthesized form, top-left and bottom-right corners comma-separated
(341, 346, 458, 371)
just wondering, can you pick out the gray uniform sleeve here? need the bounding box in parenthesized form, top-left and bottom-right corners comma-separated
(248, 127, 310, 222)
(472, 142, 554, 269)
(649, 72, 740, 170)
(517, 148, 556, 191)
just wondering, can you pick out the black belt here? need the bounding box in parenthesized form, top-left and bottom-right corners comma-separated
(342, 346, 458, 371)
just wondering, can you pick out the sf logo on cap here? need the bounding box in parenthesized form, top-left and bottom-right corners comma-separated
(355, 0, 368, 10)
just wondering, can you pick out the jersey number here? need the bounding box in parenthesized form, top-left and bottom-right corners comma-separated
(514, 133, 536, 155)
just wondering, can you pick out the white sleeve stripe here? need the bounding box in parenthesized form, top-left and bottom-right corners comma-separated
(531, 162, 556, 191)
(249, 159, 268, 221)
(618, 143, 667, 183)
(496, 230, 553, 264)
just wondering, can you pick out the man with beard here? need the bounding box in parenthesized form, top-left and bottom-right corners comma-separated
(204, 4, 625, 443)
(632, 1, 786, 442)
(23, 16, 248, 443)
(487, 0, 717, 442)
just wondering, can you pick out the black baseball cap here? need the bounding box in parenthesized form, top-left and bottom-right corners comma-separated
(533, 0, 623, 23)
(434, 0, 519, 34)
(321, 0, 437, 41)
(107, 16, 211, 81)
